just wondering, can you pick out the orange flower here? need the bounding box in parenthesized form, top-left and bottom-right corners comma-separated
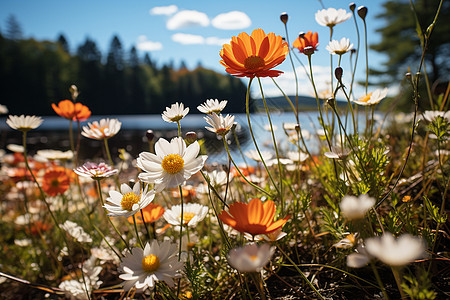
(128, 203, 165, 224)
(293, 31, 319, 55)
(52, 100, 91, 121)
(218, 198, 289, 236)
(42, 166, 71, 196)
(220, 29, 289, 78)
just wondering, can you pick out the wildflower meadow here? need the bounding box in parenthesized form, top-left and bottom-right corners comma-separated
(0, 2, 449, 300)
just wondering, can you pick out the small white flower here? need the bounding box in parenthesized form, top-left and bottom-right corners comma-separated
(204, 113, 235, 136)
(81, 118, 121, 140)
(61, 220, 93, 243)
(6, 144, 24, 153)
(6, 115, 43, 131)
(422, 110, 450, 122)
(340, 194, 375, 220)
(353, 88, 388, 106)
(162, 102, 189, 123)
(245, 149, 273, 162)
(0, 104, 8, 114)
(197, 99, 227, 114)
(365, 233, 425, 267)
(74, 162, 118, 180)
(227, 243, 275, 273)
(103, 181, 155, 217)
(326, 38, 353, 55)
(119, 240, 184, 292)
(347, 245, 371, 268)
(315, 8, 351, 27)
(137, 137, 207, 192)
(334, 233, 358, 249)
(36, 149, 74, 161)
(283, 123, 298, 131)
(59, 257, 102, 299)
(206, 170, 233, 187)
(287, 151, 308, 162)
(163, 203, 208, 228)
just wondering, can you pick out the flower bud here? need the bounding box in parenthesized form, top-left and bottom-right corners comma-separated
(349, 3, 356, 12)
(146, 130, 154, 142)
(294, 124, 301, 132)
(280, 12, 288, 24)
(405, 72, 412, 80)
(351, 48, 357, 54)
(69, 85, 79, 100)
(185, 131, 197, 144)
(335, 67, 343, 81)
(326, 97, 336, 108)
(357, 6, 368, 20)
(298, 32, 306, 39)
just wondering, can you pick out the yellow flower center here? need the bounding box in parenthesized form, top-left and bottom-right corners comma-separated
(249, 255, 259, 261)
(180, 212, 196, 224)
(142, 254, 160, 272)
(121, 192, 140, 211)
(244, 55, 265, 70)
(170, 115, 184, 122)
(358, 92, 373, 103)
(161, 154, 184, 174)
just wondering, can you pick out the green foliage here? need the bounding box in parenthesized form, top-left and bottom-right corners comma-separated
(0, 32, 250, 116)
(401, 269, 437, 300)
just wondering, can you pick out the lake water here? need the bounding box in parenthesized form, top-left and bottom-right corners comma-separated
(0, 111, 374, 165)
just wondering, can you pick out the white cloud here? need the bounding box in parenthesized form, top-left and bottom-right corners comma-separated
(172, 33, 205, 45)
(150, 5, 178, 16)
(206, 37, 231, 46)
(167, 10, 210, 30)
(136, 35, 163, 51)
(212, 11, 251, 30)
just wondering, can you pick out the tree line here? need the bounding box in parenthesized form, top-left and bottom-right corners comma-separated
(0, 16, 250, 116)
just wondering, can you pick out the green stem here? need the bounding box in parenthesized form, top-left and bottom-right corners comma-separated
(133, 214, 144, 248)
(245, 78, 281, 197)
(391, 267, 406, 299)
(178, 185, 184, 260)
(277, 246, 325, 300)
(96, 180, 130, 250)
(371, 262, 389, 300)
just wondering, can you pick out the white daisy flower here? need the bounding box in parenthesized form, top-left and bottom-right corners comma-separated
(204, 113, 235, 136)
(6, 115, 43, 131)
(137, 137, 207, 192)
(287, 151, 308, 162)
(347, 244, 371, 268)
(422, 110, 450, 122)
(245, 149, 273, 162)
(352, 88, 388, 106)
(340, 194, 375, 220)
(6, 144, 25, 153)
(119, 240, 183, 292)
(60, 220, 93, 243)
(197, 99, 227, 114)
(74, 162, 118, 180)
(315, 8, 351, 27)
(206, 170, 233, 188)
(227, 243, 275, 273)
(36, 149, 74, 161)
(0, 104, 8, 114)
(163, 203, 208, 228)
(365, 233, 425, 267)
(103, 181, 155, 217)
(162, 102, 189, 123)
(81, 118, 121, 140)
(326, 38, 353, 55)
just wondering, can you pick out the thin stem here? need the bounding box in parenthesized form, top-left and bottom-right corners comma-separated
(282, 22, 299, 122)
(133, 214, 144, 248)
(277, 246, 325, 300)
(96, 180, 130, 250)
(370, 262, 389, 300)
(391, 267, 406, 299)
(245, 78, 281, 196)
(362, 19, 368, 94)
(178, 185, 184, 260)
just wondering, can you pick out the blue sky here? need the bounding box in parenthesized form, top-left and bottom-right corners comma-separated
(0, 0, 388, 99)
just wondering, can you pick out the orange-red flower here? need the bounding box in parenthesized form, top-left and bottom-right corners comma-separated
(293, 31, 319, 55)
(128, 203, 165, 224)
(52, 100, 91, 121)
(220, 29, 289, 78)
(42, 166, 71, 196)
(218, 198, 289, 236)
